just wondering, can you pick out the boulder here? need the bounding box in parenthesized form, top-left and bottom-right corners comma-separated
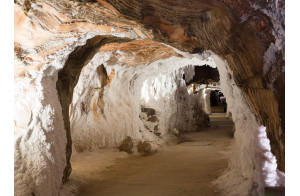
(118, 136, 133, 154)
(137, 141, 152, 156)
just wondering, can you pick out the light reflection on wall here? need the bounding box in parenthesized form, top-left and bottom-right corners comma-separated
(256, 126, 285, 187)
(140, 74, 177, 104)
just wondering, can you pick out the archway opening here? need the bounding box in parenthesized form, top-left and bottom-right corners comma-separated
(62, 47, 235, 195)
(55, 38, 277, 196)
(210, 90, 227, 113)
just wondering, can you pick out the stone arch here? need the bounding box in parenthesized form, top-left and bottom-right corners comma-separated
(56, 35, 132, 183)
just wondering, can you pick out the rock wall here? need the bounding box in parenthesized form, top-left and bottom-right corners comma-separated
(14, 33, 96, 196)
(95, 0, 285, 171)
(212, 54, 263, 195)
(200, 88, 213, 115)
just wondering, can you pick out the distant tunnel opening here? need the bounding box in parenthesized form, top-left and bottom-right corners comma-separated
(183, 65, 227, 115)
(210, 90, 227, 113)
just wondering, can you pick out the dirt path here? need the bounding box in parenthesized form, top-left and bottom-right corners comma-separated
(61, 114, 234, 196)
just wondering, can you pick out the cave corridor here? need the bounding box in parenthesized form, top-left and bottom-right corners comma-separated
(14, 0, 285, 195)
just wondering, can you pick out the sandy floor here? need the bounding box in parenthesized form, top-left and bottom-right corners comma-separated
(211, 105, 226, 113)
(60, 114, 234, 196)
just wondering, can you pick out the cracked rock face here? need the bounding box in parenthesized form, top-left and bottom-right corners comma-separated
(14, 0, 284, 195)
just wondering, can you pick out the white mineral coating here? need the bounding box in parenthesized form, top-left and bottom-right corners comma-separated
(200, 88, 212, 114)
(69, 48, 215, 152)
(14, 33, 104, 196)
(14, 67, 66, 196)
(70, 49, 284, 196)
(212, 53, 265, 196)
(255, 126, 285, 187)
(182, 64, 195, 83)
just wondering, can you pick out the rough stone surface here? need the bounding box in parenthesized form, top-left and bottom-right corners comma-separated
(148, 116, 159, 123)
(118, 136, 134, 154)
(137, 141, 152, 156)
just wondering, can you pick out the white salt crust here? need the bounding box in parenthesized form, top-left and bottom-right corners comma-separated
(69, 50, 216, 151)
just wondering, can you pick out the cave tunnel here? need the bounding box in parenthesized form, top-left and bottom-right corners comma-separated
(14, 0, 285, 196)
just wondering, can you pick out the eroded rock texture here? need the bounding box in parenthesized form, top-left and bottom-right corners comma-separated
(14, 0, 284, 195)
(98, 0, 285, 171)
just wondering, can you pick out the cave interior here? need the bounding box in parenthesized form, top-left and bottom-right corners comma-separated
(14, 0, 285, 195)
